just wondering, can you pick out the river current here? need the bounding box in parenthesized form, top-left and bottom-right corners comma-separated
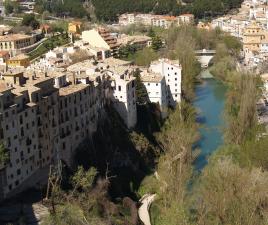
(193, 77, 227, 171)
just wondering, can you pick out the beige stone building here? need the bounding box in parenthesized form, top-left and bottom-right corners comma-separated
(0, 57, 137, 201)
(82, 28, 120, 57)
(0, 70, 60, 200)
(243, 21, 267, 52)
(0, 69, 95, 200)
(67, 58, 137, 129)
(0, 34, 35, 53)
(57, 77, 100, 164)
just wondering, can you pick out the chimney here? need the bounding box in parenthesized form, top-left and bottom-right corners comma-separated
(73, 73, 76, 85)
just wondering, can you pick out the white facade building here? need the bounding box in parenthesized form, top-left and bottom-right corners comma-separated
(119, 13, 135, 26)
(140, 70, 168, 117)
(149, 59, 182, 107)
(111, 71, 137, 129)
(118, 13, 194, 28)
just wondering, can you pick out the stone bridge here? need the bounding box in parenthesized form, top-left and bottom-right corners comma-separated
(195, 49, 216, 68)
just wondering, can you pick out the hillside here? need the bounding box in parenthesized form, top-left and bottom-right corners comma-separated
(35, 0, 243, 21)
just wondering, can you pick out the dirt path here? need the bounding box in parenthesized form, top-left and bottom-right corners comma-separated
(138, 194, 156, 225)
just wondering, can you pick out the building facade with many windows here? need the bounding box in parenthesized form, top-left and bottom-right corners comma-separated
(0, 58, 137, 201)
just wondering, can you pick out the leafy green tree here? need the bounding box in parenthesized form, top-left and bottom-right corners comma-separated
(4, 0, 14, 14)
(150, 102, 198, 224)
(71, 166, 97, 194)
(42, 203, 87, 225)
(193, 158, 268, 225)
(133, 69, 149, 104)
(118, 44, 138, 59)
(222, 35, 242, 56)
(151, 36, 163, 51)
(35, 0, 88, 18)
(148, 27, 156, 38)
(134, 47, 158, 66)
(22, 14, 40, 30)
(224, 73, 259, 144)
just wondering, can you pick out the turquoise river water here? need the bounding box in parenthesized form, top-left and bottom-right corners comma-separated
(193, 77, 227, 171)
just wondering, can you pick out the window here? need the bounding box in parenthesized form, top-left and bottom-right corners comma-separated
(175, 78, 177, 81)
(156, 83, 158, 86)
(17, 169, 21, 175)
(118, 85, 121, 91)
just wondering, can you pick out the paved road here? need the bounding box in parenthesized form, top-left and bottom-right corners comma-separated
(138, 194, 156, 225)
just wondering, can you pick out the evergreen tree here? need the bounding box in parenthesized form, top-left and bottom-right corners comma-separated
(151, 36, 163, 51)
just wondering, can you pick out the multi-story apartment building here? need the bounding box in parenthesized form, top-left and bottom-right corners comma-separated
(0, 69, 60, 200)
(7, 54, 30, 68)
(118, 13, 194, 28)
(57, 78, 100, 164)
(0, 56, 137, 201)
(149, 58, 182, 107)
(67, 58, 137, 129)
(109, 68, 137, 129)
(82, 28, 120, 57)
(134, 14, 154, 26)
(0, 34, 35, 53)
(119, 13, 135, 26)
(178, 14, 195, 25)
(140, 70, 168, 117)
(152, 16, 178, 29)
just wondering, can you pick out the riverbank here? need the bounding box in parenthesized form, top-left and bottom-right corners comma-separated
(145, 72, 227, 225)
